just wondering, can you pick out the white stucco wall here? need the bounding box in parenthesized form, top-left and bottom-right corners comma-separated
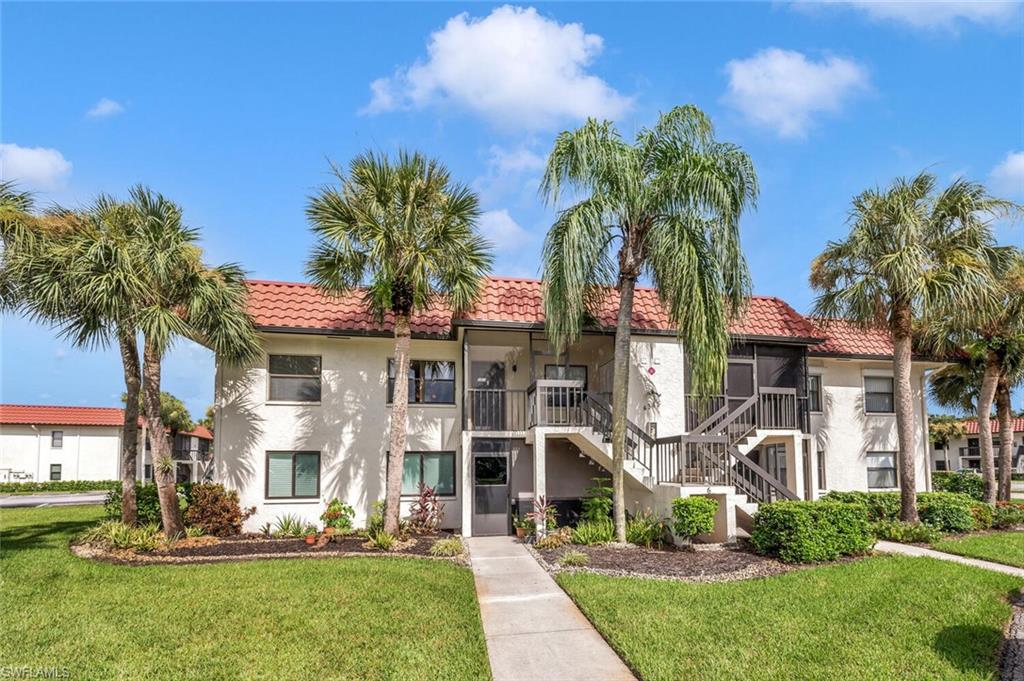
(932, 432, 1024, 471)
(215, 332, 462, 532)
(0, 425, 121, 482)
(628, 336, 686, 438)
(808, 358, 934, 494)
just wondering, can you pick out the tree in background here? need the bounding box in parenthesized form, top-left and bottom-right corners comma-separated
(928, 415, 967, 453)
(812, 173, 1013, 518)
(199, 405, 216, 435)
(124, 390, 196, 435)
(539, 106, 757, 541)
(306, 151, 492, 535)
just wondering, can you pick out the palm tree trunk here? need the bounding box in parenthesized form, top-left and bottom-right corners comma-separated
(384, 314, 412, 535)
(978, 351, 1000, 504)
(996, 377, 1014, 502)
(611, 272, 637, 543)
(892, 304, 918, 523)
(141, 338, 185, 537)
(117, 328, 141, 525)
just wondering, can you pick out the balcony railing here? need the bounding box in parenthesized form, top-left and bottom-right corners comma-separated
(685, 388, 808, 434)
(464, 388, 530, 432)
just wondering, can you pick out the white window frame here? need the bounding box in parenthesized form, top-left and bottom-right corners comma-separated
(866, 451, 898, 489)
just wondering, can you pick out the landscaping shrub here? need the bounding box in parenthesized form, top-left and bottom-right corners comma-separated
(969, 501, 995, 531)
(182, 484, 254, 537)
(671, 496, 718, 540)
(994, 502, 1024, 529)
(272, 514, 308, 538)
(751, 501, 873, 563)
(822, 491, 901, 521)
(626, 509, 667, 547)
(429, 536, 465, 557)
(580, 477, 613, 522)
(0, 480, 120, 494)
(367, 528, 396, 551)
(185, 525, 206, 538)
(917, 492, 976, 533)
(321, 498, 355, 532)
(571, 519, 615, 545)
(407, 484, 444, 533)
(80, 521, 163, 551)
(534, 527, 572, 550)
(104, 483, 192, 526)
(871, 519, 942, 544)
(558, 550, 589, 567)
(932, 471, 984, 501)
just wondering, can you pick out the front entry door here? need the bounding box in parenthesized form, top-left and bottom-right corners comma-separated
(472, 439, 510, 536)
(471, 362, 506, 430)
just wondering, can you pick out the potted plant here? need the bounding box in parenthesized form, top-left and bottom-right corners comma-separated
(303, 523, 318, 545)
(513, 516, 535, 539)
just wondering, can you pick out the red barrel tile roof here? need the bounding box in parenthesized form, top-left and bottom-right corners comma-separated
(807, 318, 895, 358)
(0, 404, 213, 439)
(247, 277, 824, 342)
(962, 418, 1024, 434)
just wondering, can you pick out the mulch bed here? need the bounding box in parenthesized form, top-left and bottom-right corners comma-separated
(71, 531, 463, 567)
(532, 541, 796, 583)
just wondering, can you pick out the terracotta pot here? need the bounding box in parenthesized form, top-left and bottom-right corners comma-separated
(305, 535, 316, 545)
(323, 527, 336, 537)
(515, 527, 526, 539)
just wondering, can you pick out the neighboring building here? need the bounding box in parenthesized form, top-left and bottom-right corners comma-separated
(0, 404, 213, 483)
(213, 277, 941, 539)
(931, 417, 1024, 473)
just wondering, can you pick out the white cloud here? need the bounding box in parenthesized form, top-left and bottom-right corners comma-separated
(723, 48, 870, 139)
(0, 143, 72, 191)
(86, 97, 125, 119)
(474, 145, 546, 202)
(478, 209, 532, 250)
(989, 151, 1024, 197)
(363, 5, 632, 129)
(795, 1, 1022, 31)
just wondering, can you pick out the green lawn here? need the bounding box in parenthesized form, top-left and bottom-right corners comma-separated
(935, 531, 1024, 568)
(558, 556, 1021, 680)
(0, 505, 490, 680)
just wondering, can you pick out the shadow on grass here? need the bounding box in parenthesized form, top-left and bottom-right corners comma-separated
(934, 624, 1005, 677)
(0, 518, 98, 559)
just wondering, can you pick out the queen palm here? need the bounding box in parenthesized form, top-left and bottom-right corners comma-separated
(812, 173, 1016, 517)
(306, 151, 492, 535)
(540, 106, 757, 542)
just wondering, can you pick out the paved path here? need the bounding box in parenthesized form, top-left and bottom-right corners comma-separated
(467, 536, 635, 681)
(0, 491, 107, 508)
(875, 540, 1024, 578)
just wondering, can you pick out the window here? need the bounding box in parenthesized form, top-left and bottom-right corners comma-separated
(808, 375, 822, 413)
(388, 360, 455, 404)
(401, 451, 456, 496)
(864, 376, 895, 414)
(817, 449, 827, 489)
(544, 364, 588, 386)
(144, 464, 152, 482)
(51, 431, 63, 448)
(49, 464, 61, 481)
(265, 451, 321, 499)
(268, 355, 321, 402)
(935, 460, 948, 471)
(867, 452, 897, 489)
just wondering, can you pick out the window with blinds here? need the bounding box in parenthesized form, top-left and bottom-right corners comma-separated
(266, 451, 320, 498)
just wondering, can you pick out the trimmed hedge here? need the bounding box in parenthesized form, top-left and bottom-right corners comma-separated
(0, 480, 120, 494)
(104, 483, 193, 526)
(671, 496, 718, 539)
(932, 472, 984, 501)
(822, 490, 980, 532)
(751, 501, 874, 563)
(822, 491, 900, 521)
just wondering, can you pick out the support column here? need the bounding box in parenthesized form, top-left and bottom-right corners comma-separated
(461, 432, 473, 537)
(533, 431, 547, 536)
(788, 433, 805, 500)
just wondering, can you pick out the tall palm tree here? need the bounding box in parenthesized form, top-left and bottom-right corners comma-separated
(812, 173, 1016, 517)
(306, 151, 492, 535)
(0, 187, 147, 524)
(540, 106, 757, 542)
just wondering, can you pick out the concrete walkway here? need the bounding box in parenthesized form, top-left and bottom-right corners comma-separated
(467, 536, 635, 681)
(875, 540, 1024, 578)
(0, 491, 108, 508)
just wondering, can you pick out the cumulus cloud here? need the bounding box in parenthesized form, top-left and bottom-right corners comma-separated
(474, 145, 546, 202)
(793, 1, 1022, 32)
(0, 143, 72, 191)
(989, 151, 1024, 197)
(478, 209, 532, 251)
(86, 97, 125, 118)
(362, 5, 632, 129)
(723, 48, 870, 138)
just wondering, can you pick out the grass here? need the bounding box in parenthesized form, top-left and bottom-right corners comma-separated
(0, 505, 490, 680)
(558, 556, 1020, 680)
(935, 531, 1024, 568)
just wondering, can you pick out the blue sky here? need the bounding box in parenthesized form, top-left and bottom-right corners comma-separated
(2, 1, 1022, 419)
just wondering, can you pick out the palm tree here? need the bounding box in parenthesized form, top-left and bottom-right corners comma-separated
(539, 106, 757, 542)
(306, 151, 492, 535)
(812, 173, 1016, 517)
(0, 188, 147, 525)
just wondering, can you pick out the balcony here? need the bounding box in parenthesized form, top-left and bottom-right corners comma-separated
(685, 387, 808, 433)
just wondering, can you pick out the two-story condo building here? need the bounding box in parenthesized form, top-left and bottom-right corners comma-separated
(213, 277, 940, 539)
(931, 417, 1024, 473)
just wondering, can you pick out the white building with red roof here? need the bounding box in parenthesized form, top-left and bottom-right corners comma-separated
(0, 404, 213, 484)
(931, 417, 1024, 473)
(213, 276, 944, 539)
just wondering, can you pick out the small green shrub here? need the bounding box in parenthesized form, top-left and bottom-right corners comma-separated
(183, 484, 253, 537)
(918, 492, 976, 533)
(0, 480, 120, 494)
(321, 498, 356, 532)
(80, 521, 163, 551)
(994, 502, 1024, 529)
(367, 528, 396, 551)
(932, 471, 984, 501)
(184, 526, 206, 538)
(104, 483, 193, 527)
(558, 550, 589, 567)
(580, 477, 613, 522)
(671, 496, 718, 540)
(969, 501, 995, 530)
(272, 514, 307, 538)
(752, 501, 873, 563)
(626, 509, 667, 547)
(872, 519, 942, 544)
(367, 500, 385, 534)
(571, 519, 615, 545)
(534, 527, 572, 550)
(822, 491, 901, 521)
(429, 536, 464, 557)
